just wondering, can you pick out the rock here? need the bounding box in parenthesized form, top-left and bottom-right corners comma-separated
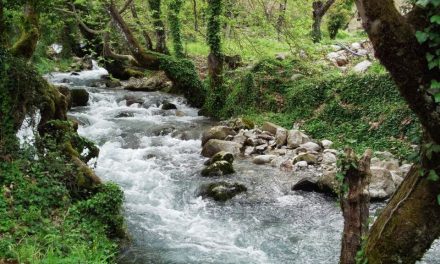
(293, 153, 318, 164)
(70, 89, 89, 107)
(299, 142, 321, 152)
(205, 151, 234, 166)
(391, 171, 404, 186)
(322, 152, 337, 164)
(351, 42, 362, 50)
(369, 167, 396, 200)
(201, 139, 242, 158)
(336, 55, 349, 67)
(275, 53, 288, 61)
(331, 44, 342, 51)
(255, 144, 268, 154)
(353, 60, 372, 73)
(100, 75, 122, 88)
(324, 149, 338, 155)
(295, 161, 308, 168)
(257, 134, 275, 141)
(201, 161, 235, 177)
(198, 182, 247, 202)
(253, 155, 277, 165)
(272, 149, 287, 156)
(161, 101, 177, 110)
(261, 122, 284, 135)
(317, 169, 339, 195)
(275, 128, 288, 147)
(382, 159, 400, 171)
(357, 49, 369, 56)
(115, 112, 135, 118)
(201, 126, 237, 146)
(124, 95, 144, 107)
(374, 151, 395, 161)
(287, 130, 309, 148)
(326, 52, 339, 61)
(244, 146, 254, 156)
(321, 140, 334, 149)
(400, 164, 412, 176)
(175, 110, 185, 117)
(124, 72, 170, 92)
(224, 118, 255, 131)
(232, 135, 247, 145)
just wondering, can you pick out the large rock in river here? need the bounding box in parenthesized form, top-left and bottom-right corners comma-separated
(198, 182, 247, 202)
(201, 126, 237, 146)
(70, 88, 89, 107)
(201, 139, 242, 157)
(201, 161, 235, 177)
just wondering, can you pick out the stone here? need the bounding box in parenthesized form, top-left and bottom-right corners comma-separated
(317, 169, 339, 195)
(369, 167, 396, 200)
(115, 112, 135, 118)
(124, 95, 144, 107)
(295, 161, 308, 168)
(244, 146, 254, 156)
(224, 118, 255, 131)
(253, 155, 277, 165)
(293, 153, 318, 164)
(382, 159, 400, 171)
(275, 53, 288, 61)
(161, 101, 177, 110)
(374, 151, 395, 161)
(261, 122, 283, 135)
(232, 135, 247, 145)
(400, 164, 412, 176)
(336, 55, 349, 67)
(201, 126, 237, 146)
(255, 144, 268, 154)
(321, 140, 333, 149)
(70, 88, 89, 107)
(175, 110, 185, 117)
(198, 182, 247, 202)
(353, 60, 372, 73)
(275, 128, 288, 147)
(201, 139, 242, 158)
(322, 152, 337, 164)
(201, 161, 235, 177)
(351, 42, 362, 50)
(299, 142, 321, 152)
(357, 49, 369, 56)
(204, 151, 234, 166)
(124, 72, 170, 92)
(331, 44, 342, 51)
(323, 149, 338, 155)
(287, 130, 309, 149)
(292, 178, 320, 192)
(326, 52, 339, 61)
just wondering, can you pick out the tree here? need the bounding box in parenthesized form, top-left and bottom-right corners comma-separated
(168, 0, 185, 57)
(354, 0, 440, 263)
(312, 0, 335, 42)
(148, 0, 169, 54)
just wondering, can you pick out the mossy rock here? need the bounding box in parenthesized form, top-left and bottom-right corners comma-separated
(70, 89, 89, 107)
(204, 151, 234, 166)
(198, 182, 247, 202)
(201, 160, 235, 177)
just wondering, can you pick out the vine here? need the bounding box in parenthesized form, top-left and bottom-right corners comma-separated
(168, 0, 184, 58)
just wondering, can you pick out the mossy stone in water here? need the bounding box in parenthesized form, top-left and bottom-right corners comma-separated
(70, 89, 89, 107)
(201, 160, 234, 177)
(204, 151, 234, 166)
(199, 182, 247, 202)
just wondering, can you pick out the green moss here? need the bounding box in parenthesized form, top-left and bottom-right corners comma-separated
(168, 0, 184, 58)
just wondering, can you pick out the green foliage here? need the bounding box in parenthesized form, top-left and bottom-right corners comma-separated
(168, 0, 184, 57)
(0, 144, 124, 263)
(415, 0, 440, 100)
(327, 0, 354, 39)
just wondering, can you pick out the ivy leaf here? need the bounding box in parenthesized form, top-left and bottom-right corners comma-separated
(432, 80, 440, 89)
(431, 15, 440, 24)
(438, 195, 440, 205)
(416, 0, 429, 7)
(428, 170, 439, 181)
(426, 52, 435, 62)
(435, 93, 440, 103)
(416, 31, 429, 43)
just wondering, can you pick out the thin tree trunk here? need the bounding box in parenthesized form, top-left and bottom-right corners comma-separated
(193, 0, 199, 31)
(130, 3, 153, 50)
(168, 0, 184, 58)
(0, 0, 6, 47)
(276, 0, 288, 41)
(311, 0, 335, 43)
(148, 0, 169, 54)
(10, 1, 40, 59)
(207, 0, 224, 91)
(340, 149, 372, 264)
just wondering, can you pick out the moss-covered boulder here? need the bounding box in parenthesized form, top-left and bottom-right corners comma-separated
(205, 151, 235, 166)
(161, 100, 177, 110)
(70, 88, 89, 107)
(198, 182, 247, 201)
(201, 160, 235, 177)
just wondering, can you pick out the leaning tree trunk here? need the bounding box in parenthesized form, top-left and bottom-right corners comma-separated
(354, 0, 440, 263)
(340, 149, 372, 264)
(108, 2, 205, 107)
(148, 0, 169, 54)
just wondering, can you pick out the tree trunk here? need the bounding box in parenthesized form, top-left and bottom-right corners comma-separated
(130, 3, 153, 50)
(354, 1, 440, 262)
(193, 0, 199, 31)
(10, 1, 40, 59)
(148, 0, 169, 54)
(0, 0, 6, 47)
(311, 0, 335, 43)
(340, 149, 372, 264)
(276, 0, 288, 41)
(168, 0, 184, 58)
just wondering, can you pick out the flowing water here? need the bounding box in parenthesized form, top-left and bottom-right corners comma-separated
(45, 66, 440, 264)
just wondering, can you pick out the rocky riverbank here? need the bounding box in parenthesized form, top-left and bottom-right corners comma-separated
(198, 118, 412, 202)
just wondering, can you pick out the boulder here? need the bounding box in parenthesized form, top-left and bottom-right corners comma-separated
(261, 122, 283, 135)
(224, 118, 255, 131)
(353, 60, 372, 73)
(161, 101, 177, 110)
(287, 130, 310, 148)
(321, 140, 334, 149)
(57, 86, 72, 109)
(124, 72, 170, 92)
(322, 152, 337, 164)
(201, 161, 235, 177)
(204, 151, 234, 166)
(369, 167, 396, 200)
(351, 42, 362, 50)
(317, 169, 339, 195)
(295, 161, 308, 168)
(275, 128, 288, 147)
(293, 153, 318, 164)
(253, 155, 277, 165)
(299, 142, 321, 152)
(201, 139, 242, 157)
(124, 95, 144, 107)
(336, 55, 349, 67)
(70, 89, 89, 107)
(198, 182, 247, 202)
(292, 178, 321, 192)
(201, 126, 237, 146)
